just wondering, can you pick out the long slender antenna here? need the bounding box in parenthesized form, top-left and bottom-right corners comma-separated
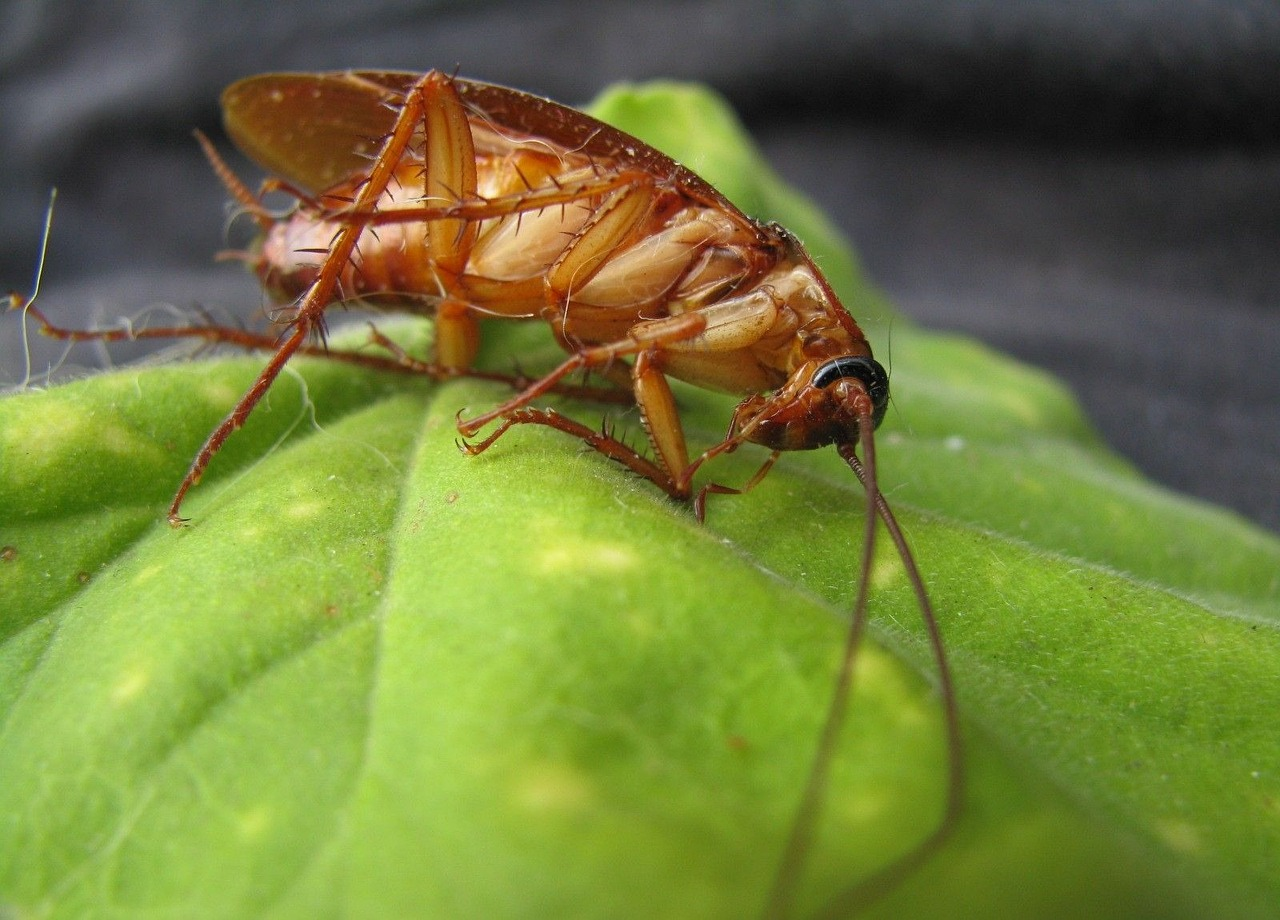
(760, 402, 964, 920)
(759, 404, 881, 920)
(809, 445, 964, 920)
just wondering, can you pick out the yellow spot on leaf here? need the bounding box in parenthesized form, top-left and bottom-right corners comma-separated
(5, 394, 164, 484)
(870, 556, 903, 592)
(94, 419, 147, 457)
(848, 645, 896, 697)
(236, 805, 272, 839)
(997, 388, 1044, 425)
(831, 785, 892, 828)
(1154, 818, 1202, 854)
(287, 500, 323, 519)
(135, 563, 165, 584)
(199, 379, 240, 408)
(1016, 472, 1047, 497)
(537, 541, 637, 574)
(511, 761, 595, 815)
(111, 667, 150, 704)
(16, 402, 90, 457)
(624, 609, 657, 640)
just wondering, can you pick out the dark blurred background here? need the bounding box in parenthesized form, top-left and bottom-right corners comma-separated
(3, 0, 1278, 532)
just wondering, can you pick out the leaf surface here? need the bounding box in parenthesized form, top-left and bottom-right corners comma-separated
(2, 82, 1278, 920)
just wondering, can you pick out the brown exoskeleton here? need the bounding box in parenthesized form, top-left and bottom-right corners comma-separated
(16, 71, 961, 918)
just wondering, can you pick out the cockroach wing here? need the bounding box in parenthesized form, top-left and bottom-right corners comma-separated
(222, 73, 404, 194)
(222, 71, 732, 211)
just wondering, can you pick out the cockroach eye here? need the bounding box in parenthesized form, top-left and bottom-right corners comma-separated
(812, 356, 889, 427)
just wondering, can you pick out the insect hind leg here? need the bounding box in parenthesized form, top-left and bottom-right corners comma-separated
(162, 71, 448, 526)
(362, 321, 631, 403)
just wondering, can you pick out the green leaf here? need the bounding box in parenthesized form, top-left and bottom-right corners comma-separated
(2, 82, 1278, 920)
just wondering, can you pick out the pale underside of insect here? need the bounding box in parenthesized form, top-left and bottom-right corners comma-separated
(16, 70, 961, 918)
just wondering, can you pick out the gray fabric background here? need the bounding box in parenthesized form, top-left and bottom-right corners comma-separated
(3, 0, 1278, 532)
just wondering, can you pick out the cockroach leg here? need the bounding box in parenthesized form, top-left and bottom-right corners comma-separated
(197, 129, 327, 225)
(456, 313, 706, 439)
(432, 298, 481, 370)
(318, 170, 648, 230)
(195, 130, 277, 226)
(165, 72, 450, 525)
(361, 322, 629, 401)
(631, 348, 701, 493)
(691, 449, 781, 522)
(420, 71, 478, 276)
(458, 406, 675, 493)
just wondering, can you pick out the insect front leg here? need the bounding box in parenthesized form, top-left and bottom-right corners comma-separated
(461, 284, 792, 508)
(459, 329, 777, 511)
(458, 312, 713, 499)
(365, 301, 629, 400)
(457, 312, 704, 435)
(459, 406, 675, 493)
(456, 360, 689, 501)
(690, 450, 781, 522)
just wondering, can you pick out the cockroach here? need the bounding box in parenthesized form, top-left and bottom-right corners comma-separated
(16, 71, 962, 917)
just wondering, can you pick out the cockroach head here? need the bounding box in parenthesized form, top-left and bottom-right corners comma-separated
(733, 355, 889, 452)
(813, 355, 889, 429)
